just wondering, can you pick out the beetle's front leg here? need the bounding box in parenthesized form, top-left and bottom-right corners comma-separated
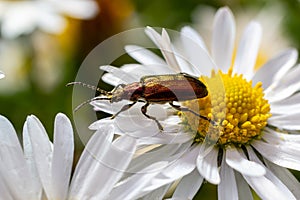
(111, 102, 137, 119)
(141, 102, 164, 131)
(169, 102, 216, 126)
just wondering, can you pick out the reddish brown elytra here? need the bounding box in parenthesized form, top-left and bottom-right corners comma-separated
(67, 73, 213, 130)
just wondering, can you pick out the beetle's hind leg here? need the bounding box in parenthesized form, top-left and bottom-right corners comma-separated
(169, 102, 216, 126)
(111, 102, 137, 119)
(141, 102, 164, 131)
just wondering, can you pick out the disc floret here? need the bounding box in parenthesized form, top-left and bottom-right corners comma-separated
(182, 70, 271, 147)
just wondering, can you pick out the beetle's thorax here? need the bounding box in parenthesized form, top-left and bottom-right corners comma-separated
(111, 82, 144, 102)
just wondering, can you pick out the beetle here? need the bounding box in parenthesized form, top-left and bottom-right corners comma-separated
(68, 73, 213, 130)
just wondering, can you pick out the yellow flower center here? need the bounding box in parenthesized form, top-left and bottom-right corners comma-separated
(181, 70, 271, 147)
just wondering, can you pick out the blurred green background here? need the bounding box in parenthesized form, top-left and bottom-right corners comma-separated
(0, 0, 299, 199)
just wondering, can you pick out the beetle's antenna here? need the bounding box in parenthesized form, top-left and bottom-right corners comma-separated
(74, 96, 112, 112)
(66, 82, 111, 95)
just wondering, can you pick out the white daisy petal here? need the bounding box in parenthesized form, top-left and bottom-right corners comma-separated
(121, 63, 175, 77)
(252, 140, 300, 171)
(264, 159, 300, 199)
(172, 169, 204, 199)
(125, 45, 166, 65)
(263, 128, 300, 143)
(212, 7, 235, 72)
(100, 65, 138, 83)
(143, 146, 199, 192)
(271, 92, 300, 107)
(141, 184, 171, 200)
(243, 174, 295, 200)
(225, 148, 266, 177)
(180, 27, 217, 76)
(268, 113, 300, 130)
(92, 135, 137, 198)
(69, 127, 115, 197)
(22, 122, 42, 198)
(102, 72, 125, 86)
(108, 162, 168, 200)
(267, 64, 300, 102)
(51, 113, 74, 200)
(181, 26, 208, 52)
(218, 155, 238, 200)
(26, 115, 53, 199)
(247, 147, 296, 199)
(137, 131, 192, 145)
(196, 147, 220, 184)
(233, 21, 262, 80)
(145, 27, 181, 72)
(0, 116, 38, 199)
(234, 172, 253, 200)
(0, 175, 13, 200)
(252, 48, 298, 89)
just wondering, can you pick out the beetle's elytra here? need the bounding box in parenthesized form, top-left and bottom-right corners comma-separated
(68, 73, 213, 130)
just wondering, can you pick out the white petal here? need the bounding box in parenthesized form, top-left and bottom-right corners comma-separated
(268, 112, 300, 130)
(102, 73, 125, 86)
(225, 148, 265, 176)
(0, 115, 38, 199)
(266, 63, 300, 102)
(243, 175, 295, 200)
(196, 147, 220, 184)
(218, 154, 238, 200)
(263, 128, 300, 144)
(143, 146, 199, 192)
(180, 27, 217, 76)
(145, 27, 181, 72)
(233, 21, 262, 80)
(137, 131, 192, 145)
(120, 63, 175, 77)
(0, 175, 13, 200)
(247, 147, 296, 199)
(51, 113, 74, 200)
(27, 115, 53, 200)
(22, 122, 42, 199)
(71, 134, 137, 199)
(125, 45, 166, 65)
(172, 169, 204, 199)
(127, 142, 190, 175)
(271, 92, 300, 107)
(108, 162, 168, 200)
(180, 26, 208, 52)
(100, 65, 138, 83)
(264, 159, 300, 199)
(141, 184, 171, 200)
(69, 127, 115, 197)
(234, 172, 253, 200)
(211, 7, 235, 72)
(252, 140, 300, 171)
(252, 48, 298, 89)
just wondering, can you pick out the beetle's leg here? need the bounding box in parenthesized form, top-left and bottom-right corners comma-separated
(141, 102, 164, 131)
(169, 102, 216, 126)
(111, 102, 137, 119)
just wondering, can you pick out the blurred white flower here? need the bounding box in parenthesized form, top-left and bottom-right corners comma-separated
(91, 7, 300, 199)
(0, 0, 99, 38)
(0, 71, 4, 79)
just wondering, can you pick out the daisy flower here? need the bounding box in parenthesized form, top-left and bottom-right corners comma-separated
(0, 112, 165, 199)
(0, 0, 99, 38)
(91, 7, 300, 199)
